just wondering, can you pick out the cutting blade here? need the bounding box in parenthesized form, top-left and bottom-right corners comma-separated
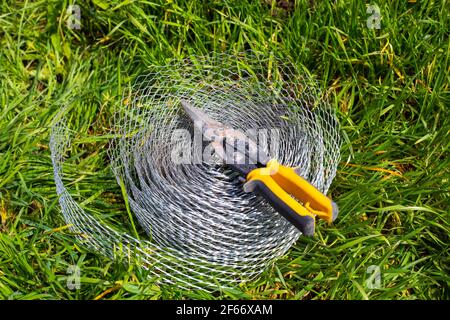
(181, 100, 271, 169)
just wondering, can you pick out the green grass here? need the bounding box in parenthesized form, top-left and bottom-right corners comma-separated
(0, 0, 448, 300)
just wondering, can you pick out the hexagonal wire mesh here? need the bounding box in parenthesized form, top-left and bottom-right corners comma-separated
(50, 52, 341, 291)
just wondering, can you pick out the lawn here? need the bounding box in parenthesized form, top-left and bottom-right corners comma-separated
(0, 0, 448, 299)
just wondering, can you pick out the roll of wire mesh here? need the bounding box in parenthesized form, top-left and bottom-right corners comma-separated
(50, 52, 341, 290)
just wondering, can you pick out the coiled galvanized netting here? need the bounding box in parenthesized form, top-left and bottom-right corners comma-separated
(50, 53, 341, 290)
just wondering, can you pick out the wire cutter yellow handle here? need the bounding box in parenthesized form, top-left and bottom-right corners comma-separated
(244, 159, 338, 235)
(267, 159, 338, 223)
(244, 170, 316, 235)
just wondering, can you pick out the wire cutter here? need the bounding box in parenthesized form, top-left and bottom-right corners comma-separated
(181, 100, 338, 236)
